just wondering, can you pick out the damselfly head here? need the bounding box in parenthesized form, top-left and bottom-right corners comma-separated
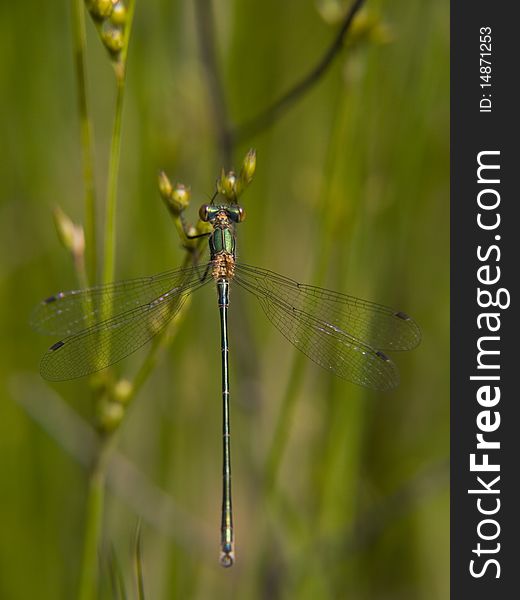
(199, 203, 245, 224)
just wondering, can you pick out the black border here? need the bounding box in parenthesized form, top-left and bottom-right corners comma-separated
(451, 2, 519, 595)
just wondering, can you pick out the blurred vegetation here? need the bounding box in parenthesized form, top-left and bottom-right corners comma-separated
(0, 1, 448, 599)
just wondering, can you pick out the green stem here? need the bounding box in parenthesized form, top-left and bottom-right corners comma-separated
(264, 358, 305, 494)
(128, 248, 200, 399)
(194, 0, 233, 168)
(102, 0, 136, 284)
(77, 436, 112, 600)
(264, 89, 350, 494)
(75, 251, 90, 291)
(102, 77, 125, 285)
(233, 0, 366, 142)
(77, 5, 137, 598)
(256, 90, 354, 592)
(263, 186, 329, 497)
(71, 0, 97, 284)
(134, 522, 146, 600)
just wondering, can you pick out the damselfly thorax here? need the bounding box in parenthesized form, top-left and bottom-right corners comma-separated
(201, 204, 243, 282)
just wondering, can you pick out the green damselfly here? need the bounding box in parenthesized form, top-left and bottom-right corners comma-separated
(33, 163, 420, 567)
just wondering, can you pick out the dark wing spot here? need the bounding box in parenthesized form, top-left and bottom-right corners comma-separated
(376, 350, 391, 362)
(50, 340, 65, 351)
(44, 295, 57, 304)
(394, 311, 411, 321)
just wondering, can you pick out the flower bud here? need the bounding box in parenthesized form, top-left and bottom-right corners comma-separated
(158, 171, 173, 200)
(53, 207, 85, 259)
(113, 378, 133, 405)
(98, 400, 125, 432)
(53, 206, 75, 252)
(110, 1, 127, 26)
(86, 0, 114, 20)
(101, 22, 124, 53)
(171, 184, 191, 211)
(217, 170, 238, 199)
(240, 148, 256, 185)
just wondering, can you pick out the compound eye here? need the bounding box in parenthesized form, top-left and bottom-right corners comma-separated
(228, 205, 246, 222)
(199, 204, 211, 222)
(237, 206, 246, 222)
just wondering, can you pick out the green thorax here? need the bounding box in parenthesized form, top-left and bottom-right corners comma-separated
(209, 223, 236, 257)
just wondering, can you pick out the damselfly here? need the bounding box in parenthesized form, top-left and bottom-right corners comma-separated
(32, 167, 420, 567)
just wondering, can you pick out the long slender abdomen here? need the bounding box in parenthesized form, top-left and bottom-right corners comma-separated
(217, 279, 234, 566)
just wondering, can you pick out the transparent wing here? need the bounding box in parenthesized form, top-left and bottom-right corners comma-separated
(234, 263, 420, 352)
(37, 263, 212, 381)
(233, 264, 420, 390)
(31, 259, 211, 337)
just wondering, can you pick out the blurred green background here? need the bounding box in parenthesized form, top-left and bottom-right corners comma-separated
(0, 1, 448, 598)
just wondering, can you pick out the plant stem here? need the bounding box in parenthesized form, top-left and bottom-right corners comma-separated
(71, 0, 97, 284)
(102, 0, 136, 284)
(75, 251, 90, 291)
(258, 91, 355, 594)
(263, 96, 346, 497)
(134, 522, 146, 600)
(77, 435, 113, 600)
(128, 304, 188, 400)
(233, 0, 366, 142)
(86, 73, 128, 600)
(194, 0, 233, 168)
(264, 357, 305, 494)
(78, 5, 137, 598)
(102, 76, 125, 285)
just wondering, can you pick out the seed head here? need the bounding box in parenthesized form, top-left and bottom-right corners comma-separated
(86, 0, 114, 21)
(52, 206, 85, 259)
(158, 171, 173, 200)
(241, 148, 256, 184)
(171, 184, 191, 211)
(110, 1, 127, 26)
(101, 22, 125, 53)
(113, 379, 133, 405)
(217, 170, 238, 199)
